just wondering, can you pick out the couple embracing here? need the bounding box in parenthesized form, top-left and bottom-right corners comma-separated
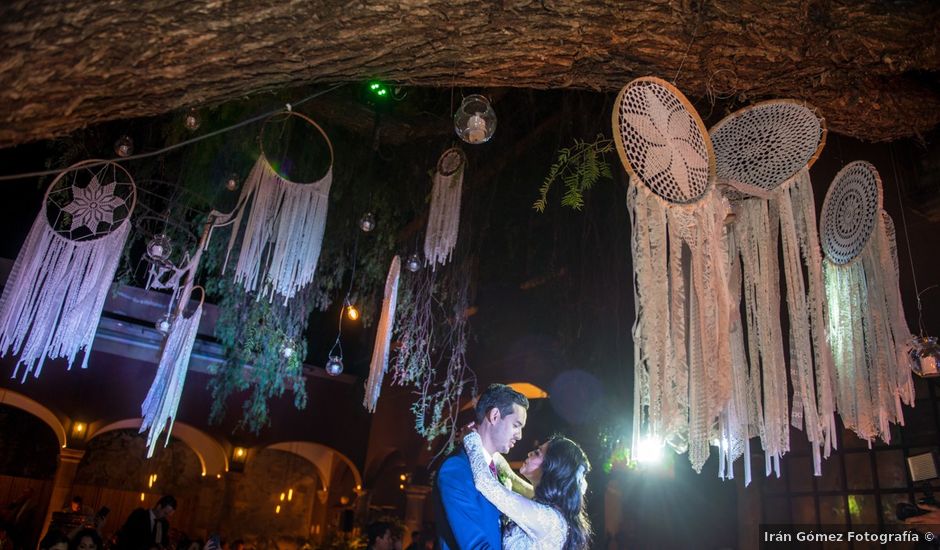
(434, 384, 592, 550)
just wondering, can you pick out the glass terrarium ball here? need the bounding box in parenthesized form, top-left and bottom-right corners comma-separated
(146, 234, 172, 262)
(359, 212, 376, 233)
(114, 135, 134, 158)
(225, 174, 239, 191)
(910, 335, 940, 378)
(184, 108, 201, 131)
(454, 94, 497, 144)
(405, 253, 421, 273)
(325, 355, 344, 376)
(155, 314, 173, 335)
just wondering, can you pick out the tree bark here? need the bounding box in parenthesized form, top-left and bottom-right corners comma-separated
(1, 0, 938, 147)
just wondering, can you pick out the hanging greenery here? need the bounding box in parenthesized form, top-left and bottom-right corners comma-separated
(533, 135, 614, 212)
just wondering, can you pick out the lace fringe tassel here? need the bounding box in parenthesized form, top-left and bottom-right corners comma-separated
(825, 210, 912, 444)
(0, 216, 131, 380)
(140, 303, 203, 458)
(628, 179, 734, 474)
(364, 256, 401, 412)
(225, 154, 331, 302)
(424, 164, 464, 269)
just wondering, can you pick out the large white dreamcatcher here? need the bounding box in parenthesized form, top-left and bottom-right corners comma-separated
(820, 161, 914, 444)
(224, 111, 334, 302)
(613, 77, 734, 473)
(424, 147, 466, 269)
(710, 100, 835, 482)
(0, 160, 136, 380)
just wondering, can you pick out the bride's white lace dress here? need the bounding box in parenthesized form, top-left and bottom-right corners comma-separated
(463, 432, 568, 550)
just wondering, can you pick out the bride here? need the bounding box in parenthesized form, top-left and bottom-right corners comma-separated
(463, 430, 592, 550)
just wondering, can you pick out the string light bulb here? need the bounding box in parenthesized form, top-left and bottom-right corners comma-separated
(114, 135, 134, 157)
(184, 108, 201, 131)
(405, 253, 421, 273)
(346, 303, 360, 321)
(287, 488, 293, 501)
(359, 212, 376, 232)
(325, 355, 344, 376)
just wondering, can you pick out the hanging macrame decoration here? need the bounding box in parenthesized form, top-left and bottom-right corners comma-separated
(0, 160, 136, 380)
(364, 255, 401, 412)
(710, 100, 835, 482)
(613, 77, 734, 473)
(820, 161, 914, 444)
(225, 111, 333, 302)
(424, 147, 466, 269)
(140, 287, 204, 457)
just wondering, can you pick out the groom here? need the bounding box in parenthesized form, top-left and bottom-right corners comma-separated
(435, 383, 529, 549)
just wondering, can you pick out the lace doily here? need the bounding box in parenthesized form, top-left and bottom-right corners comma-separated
(820, 161, 883, 265)
(613, 77, 714, 204)
(46, 160, 136, 241)
(710, 100, 825, 196)
(437, 147, 466, 176)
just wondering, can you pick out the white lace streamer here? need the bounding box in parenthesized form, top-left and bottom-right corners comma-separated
(0, 209, 131, 380)
(364, 256, 401, 412)
(224, 154, 331, 302)
(139, 303, 203, 457)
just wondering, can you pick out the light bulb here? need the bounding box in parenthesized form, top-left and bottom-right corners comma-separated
(225, 174, 239, 191)
(346, 304, 360, 321)
(325, 355, 344, 376)
(184, 108, 201, 131)
(359, 212, 376, 232)
(466, 114, 487, 144)
(114, 135, 134, 157)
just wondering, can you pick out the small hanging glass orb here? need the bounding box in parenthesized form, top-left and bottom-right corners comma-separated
(405, 253, 421, 273)
(225, 174, 239, 192)
(281, 341, 295, 359)
(910, 335, 940, 378)
(114, 135, 134, 157)
(454, 94, 497, 144)
(146, 234, 172, 262)
(325, 355, 344, 376)
(155, 314, 173, 335)
(359, 212, 376, 232)
(183, 108, 201, 131)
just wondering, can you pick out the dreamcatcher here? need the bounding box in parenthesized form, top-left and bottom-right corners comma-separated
(424, 147, 466, 269)
(710, 100, 835, 481)
(363, 255, 401, 412)
(613, 77, 734, 473)
(224, 111, 333, 302)
(0, 160, 136, 380)
(820, 161, 914, 444)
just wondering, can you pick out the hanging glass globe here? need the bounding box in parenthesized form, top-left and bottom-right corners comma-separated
(454, 94, 497, 144)
(405, 253, 421, 273)
(281, 341, 295, 359)
(910, 335, 940, 378)
(155, 314, 173, 335)
(225, 174, 239, 192)
(359, 212, 376, 232)
(325, 355, 344, 376)
(146, 234, 172, 262)
(184, 108, 201, 130)
(114, 135, 134, 157)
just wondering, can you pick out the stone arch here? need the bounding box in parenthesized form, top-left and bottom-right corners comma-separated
(87, 418, 228, 476)
(0, 387, 67, 448)
(265, 441, 362, 491)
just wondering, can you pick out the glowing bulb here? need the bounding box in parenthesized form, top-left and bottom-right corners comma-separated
(281, 342, 295, 359)
(287, 488, 293, 501)
(346, 305, 360, 321)
(405, 253, 421, 273)
(399, 474, 406, 481)
(635, 436, 664, 464)
(140, 493, 145, 502)
(280, 492, 285, 502)
(74, 423, 85, 433)
(216, 474, 222, 479)
(399, 484, 405, 490)
(225, 175, 239, 192)
(234, 447, 246, 458)
(275, 504, 281, 514)
(358, 212, 376, 232)
(155, 314, 172, 335)
(325, 355, 344, 376)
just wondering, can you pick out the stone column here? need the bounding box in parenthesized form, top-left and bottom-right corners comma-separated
(40, 448, 86, 537)
(402, 485, 432, 547)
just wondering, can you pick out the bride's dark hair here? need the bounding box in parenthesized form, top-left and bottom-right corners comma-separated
(534, 436, 592, 550)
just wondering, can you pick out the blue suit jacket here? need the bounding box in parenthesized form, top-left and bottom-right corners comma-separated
(434, 448, 501, 550)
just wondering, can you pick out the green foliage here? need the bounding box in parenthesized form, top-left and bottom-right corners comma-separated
(533, 135, 614, 212)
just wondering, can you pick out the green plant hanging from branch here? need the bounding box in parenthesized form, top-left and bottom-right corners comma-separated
(534, 135, 614, 212)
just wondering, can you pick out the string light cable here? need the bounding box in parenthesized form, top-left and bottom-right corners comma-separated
(0, 83, 346, 183)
